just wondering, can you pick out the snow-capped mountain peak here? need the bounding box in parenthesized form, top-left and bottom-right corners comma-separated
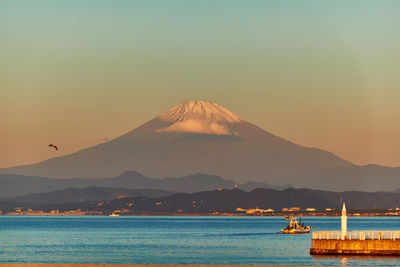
(158, 101, 242, 123)
(156, 101, 242, 135)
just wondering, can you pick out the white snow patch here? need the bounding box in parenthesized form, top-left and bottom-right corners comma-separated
(156, 101, 242, 135)
(158, 100, 242, 123)
(157, 119, 230, 135)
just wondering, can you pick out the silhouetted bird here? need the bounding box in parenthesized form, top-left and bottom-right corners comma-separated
(48, 144, 59, 151)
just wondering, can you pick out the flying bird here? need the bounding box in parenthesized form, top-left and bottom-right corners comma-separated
(48, 144, 59, 151)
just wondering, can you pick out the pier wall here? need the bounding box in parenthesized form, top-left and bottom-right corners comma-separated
(310, 239, 400, 255)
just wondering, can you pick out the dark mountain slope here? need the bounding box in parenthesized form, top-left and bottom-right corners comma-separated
(5, 187, 400, 214)
(285, 165, 400, 192)
(0, 171, 275, 198)
(0, 187, 174, 204)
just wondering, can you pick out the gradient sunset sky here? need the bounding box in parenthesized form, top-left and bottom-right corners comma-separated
(1, 0, 400, 168)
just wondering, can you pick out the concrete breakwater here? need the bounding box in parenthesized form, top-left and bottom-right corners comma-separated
(310, 203, 400, 256)
(310, 231, 400, 255)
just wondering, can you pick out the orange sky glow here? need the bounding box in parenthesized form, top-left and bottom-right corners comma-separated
(1, 1, 400, 168)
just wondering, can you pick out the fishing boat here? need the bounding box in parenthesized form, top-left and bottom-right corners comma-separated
(109, 213, 120, 217)
(281, 216, 312, 234)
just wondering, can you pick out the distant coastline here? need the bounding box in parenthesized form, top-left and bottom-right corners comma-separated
(2, 210, 399, 217)
(0, 264, 315, 267)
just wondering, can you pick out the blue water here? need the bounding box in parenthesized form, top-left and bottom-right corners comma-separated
(1, 216, 400, 266)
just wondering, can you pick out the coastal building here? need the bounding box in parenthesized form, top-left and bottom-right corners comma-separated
(235, 207, 274, 214)
(246, 207, 272, 214)
(289, 207, 300, 211)
(235, 207, 246, 212)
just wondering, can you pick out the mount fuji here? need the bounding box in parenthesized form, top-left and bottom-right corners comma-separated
(1, 101, 357, 188)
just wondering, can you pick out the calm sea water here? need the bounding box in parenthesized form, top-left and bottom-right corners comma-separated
(1, 216, 400, 266)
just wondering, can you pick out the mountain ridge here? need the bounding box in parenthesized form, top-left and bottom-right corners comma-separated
(3, 187, 400, 214)
(0, 171, 282, 198)
(3, 100, 399, 191)
(0, 186, 175, 204)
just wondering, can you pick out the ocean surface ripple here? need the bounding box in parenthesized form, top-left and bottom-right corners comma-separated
(1, 216, 400, 266)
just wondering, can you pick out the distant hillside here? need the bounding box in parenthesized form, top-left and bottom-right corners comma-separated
(3, 187, 400, 213)
(0, 187, 175, 204)
(78, 188, 400, 212)
(284, 165, 400, 192)
(0, 171, 278, 198)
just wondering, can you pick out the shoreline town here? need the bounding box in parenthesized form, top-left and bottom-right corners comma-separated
(1, 208, 400, 217)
